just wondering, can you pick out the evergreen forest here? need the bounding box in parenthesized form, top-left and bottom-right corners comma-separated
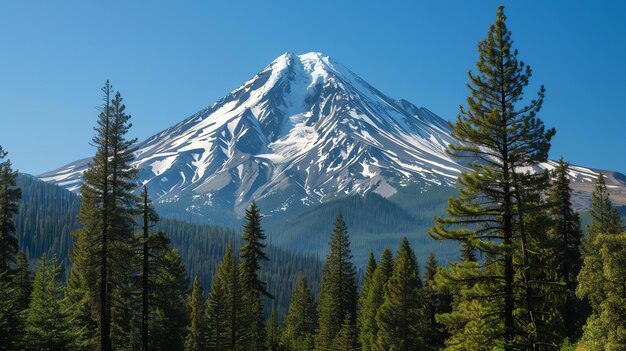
(1, 6, 626, 351)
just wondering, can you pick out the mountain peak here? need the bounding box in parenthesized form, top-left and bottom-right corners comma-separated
(268, 51, 336, 77)
(39, 51, 626, 217)
(40, 51, 465, 214)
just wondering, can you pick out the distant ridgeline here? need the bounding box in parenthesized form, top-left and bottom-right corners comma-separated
(14, 173, 322, 316)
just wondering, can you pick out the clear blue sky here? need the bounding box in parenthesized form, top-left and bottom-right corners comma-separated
(1, 1, 625, 175)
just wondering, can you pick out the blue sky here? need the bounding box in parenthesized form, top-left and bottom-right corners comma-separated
(1, 1, 625, 175)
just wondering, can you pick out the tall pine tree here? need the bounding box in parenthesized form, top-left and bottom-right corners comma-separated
(239, 201, 271, 350)
(136, 186, 189, 351)
(139, 186, 156, 351)
(66, 81, 138, 350)
(315, 213, 358, 351)
(374, 237, 426, 350)
(429, 6, 557, 350)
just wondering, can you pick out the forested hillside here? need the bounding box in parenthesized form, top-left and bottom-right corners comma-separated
(14, 173, 322, 316)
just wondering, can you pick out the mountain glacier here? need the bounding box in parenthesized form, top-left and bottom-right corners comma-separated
(39, 52, 626, 216)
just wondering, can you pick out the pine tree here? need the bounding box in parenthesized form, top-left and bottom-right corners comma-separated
(206, 267, 228, 351)
(67, 81, 138, 350)
(62, 234, 96, 350)
(429, 6, 557, 350)
(135, 186, 188, 351)
(147, 244, 188, 351)
(282, 276, 317, 351)
(24, 256, 71, 350)
(10, 250, 31, 348)
(139, 186, 156, 351)
(12, 251, 31, 311)
(423, 252, 450, 350)
(0, 146, 21, 272)
(0, 271, 20, 350)
(576, 232, 626, 349)
(374, 237, 426, 350)
(331, 314, 358, 351)
(359, 248, 393, 351)
(547, 159, 587, 340)
(357, 252, 376, 350)
(108, 89, 139, 350)
(265, 307, 284, 351)
(239, 201, 271, 350)
(315, 213, 358, 351)
(185, 277, 207, 351)
(207, 243, 243, 351)
(587, 173, 623, 237)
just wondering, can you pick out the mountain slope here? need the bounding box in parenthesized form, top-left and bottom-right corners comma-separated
(39, 52, 460, 214)
(39, 52, 626, 220)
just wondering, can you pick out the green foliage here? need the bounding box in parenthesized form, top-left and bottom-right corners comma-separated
(282, 276, 317, 351)
(240, 201, 271, 297)
(12, 251, 31, 311)
(423, 252, 451, 350)
(14, 173, 322, 322)
(559, 338, 576, 351)
(429, 5, 559, 349)
(239, 201, 271, 350)
(315, 213, 358, 351)
(359, 248, 393, 351)
(576, 233, 626, 350)
(374, 237, 426, 350)
(0, 146, 22, 272)
(15, 173, 81, 268)
(547, 160, 588, 340)
(357, 252, 376, 350)
(24, 256, 72, 350)
(208, 243, 244, 350)
(0, 271, 21, 350)
(67, 82, 140, 350)
(265, 307, 284, 351)
(587, 173, 623, 237)
(459, 240, 476, 262)
(331, 314, 358, 351)
(184, 277, 207, 351)
(267, 190, 459, 267)
(136, 189, 188, 351)
(205, 264, 228, 350)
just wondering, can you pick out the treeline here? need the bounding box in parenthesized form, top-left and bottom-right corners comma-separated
(158, 217, 323, 318)
(13, 173, 322, 318)
(15, 174, 81, 266)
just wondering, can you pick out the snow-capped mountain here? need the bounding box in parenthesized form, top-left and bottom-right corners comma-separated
(39, 52, 626, 215)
